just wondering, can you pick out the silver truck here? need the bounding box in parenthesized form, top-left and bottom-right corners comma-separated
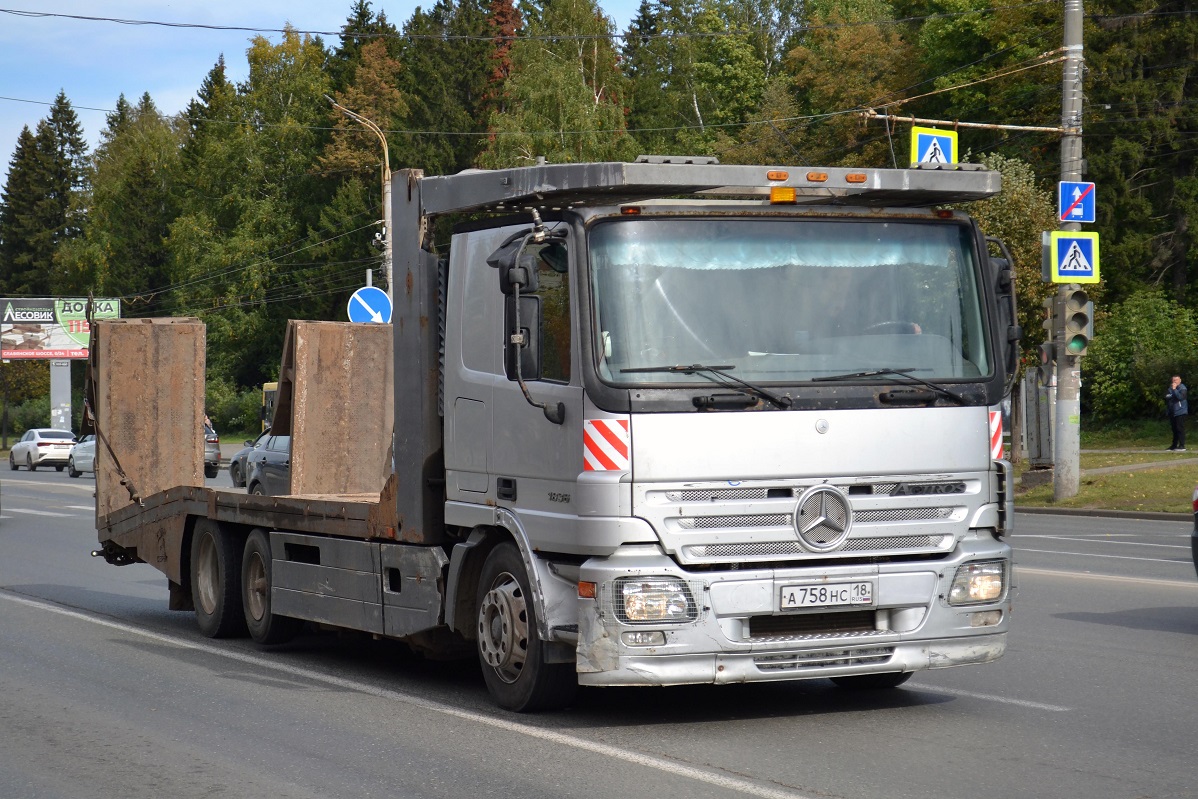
(91, 158, 1020, 712)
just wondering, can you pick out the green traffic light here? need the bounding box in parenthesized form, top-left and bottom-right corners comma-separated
(1066, 336, 1087, 355)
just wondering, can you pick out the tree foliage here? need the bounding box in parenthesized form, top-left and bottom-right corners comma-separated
(0, 0, 1194, 422)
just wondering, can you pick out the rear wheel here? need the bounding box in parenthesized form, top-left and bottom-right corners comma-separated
(830, 672, 913, 690)
(68, 458, 80, 478)
(249, 483, 265, 496)
(55, 465, 64, 472)
(189, 520, 246, 638)
(476, 542, 577, 712)
(241, 528, 301, 645)
(204, 463, 219, 479)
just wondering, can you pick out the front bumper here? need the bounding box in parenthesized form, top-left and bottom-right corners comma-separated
(576, 534, 1010, 687)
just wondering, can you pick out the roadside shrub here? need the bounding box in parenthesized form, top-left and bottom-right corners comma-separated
(205, 378, 265, 436)
(1084, 291, 1198, 420)
(4, 395, 51, 437)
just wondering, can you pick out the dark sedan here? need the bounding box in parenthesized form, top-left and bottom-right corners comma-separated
(230, 429, 271, 488)
(245, 434, 291, 496)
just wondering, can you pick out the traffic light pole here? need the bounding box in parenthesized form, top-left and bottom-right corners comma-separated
(1054, 0, 1085, 500)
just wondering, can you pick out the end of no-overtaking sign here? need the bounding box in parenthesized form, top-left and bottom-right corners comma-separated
(347, 286, 392, 324)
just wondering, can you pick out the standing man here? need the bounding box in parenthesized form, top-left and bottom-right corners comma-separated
(1166, 375, 1188, 452)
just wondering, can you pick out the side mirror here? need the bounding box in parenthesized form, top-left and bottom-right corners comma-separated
(505, 295, 542, 380)
(986, 236, 1020, 396)
(499, 252, 541, 296)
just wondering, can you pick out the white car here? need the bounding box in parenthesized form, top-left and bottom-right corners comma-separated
(10, 428, 76, 472)
(68, 434, 97, 478)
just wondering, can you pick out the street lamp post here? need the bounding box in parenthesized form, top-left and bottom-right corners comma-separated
(325, 96, 392, 301)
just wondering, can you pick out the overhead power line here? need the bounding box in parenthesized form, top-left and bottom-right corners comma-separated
(0, 3, 1060, 43)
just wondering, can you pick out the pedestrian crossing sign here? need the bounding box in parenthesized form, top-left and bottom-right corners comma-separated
(1049, 231, 1100, 284)
(910, 126, 957, 165)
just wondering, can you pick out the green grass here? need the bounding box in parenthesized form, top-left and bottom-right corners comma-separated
(1018, 416, 1197, 513)
(1080, 418, 1177, 449)
(1017, 466, 1195, 513)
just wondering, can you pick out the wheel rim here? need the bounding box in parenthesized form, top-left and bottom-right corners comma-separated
(194, 534, 219, 615)
(245, 550, 268, 622)
(478, 571, 529, 684)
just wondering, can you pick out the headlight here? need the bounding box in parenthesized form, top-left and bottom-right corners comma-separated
(949, 560, 1007, 606)
(616, 578, 697, 624)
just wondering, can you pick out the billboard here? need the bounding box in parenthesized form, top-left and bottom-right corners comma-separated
(1, 298, 121, 359)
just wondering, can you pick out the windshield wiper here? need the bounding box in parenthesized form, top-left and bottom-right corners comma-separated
(811, 368, 969, 405)
(620, 363, 794, 409)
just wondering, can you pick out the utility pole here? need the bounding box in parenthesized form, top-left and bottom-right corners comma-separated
(325, 96, 392, 302)
(1054, 0, 1085, 500)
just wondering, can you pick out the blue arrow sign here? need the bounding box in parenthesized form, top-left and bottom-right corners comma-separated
(1058, 181, 1096, 223)
(347, 286, 392, 324)
(1049, 231, 1100, 284)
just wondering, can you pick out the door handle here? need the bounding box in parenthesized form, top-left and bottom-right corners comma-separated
(497, 478, 517, 501)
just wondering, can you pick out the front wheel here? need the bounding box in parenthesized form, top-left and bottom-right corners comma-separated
(476, 542, 577, 712)
(55, 465, 64, 472)
(241, 529, 301, 645)
(9, 453, 16, 470)
(68, 458, 80, 478)
(830, 672, 913, 690)
(189, 520, 246, 638)
(27, 454, 35, 472)
(230, 462, 243, 487)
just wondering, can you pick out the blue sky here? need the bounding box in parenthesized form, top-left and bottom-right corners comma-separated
(0, 1, 640, 175)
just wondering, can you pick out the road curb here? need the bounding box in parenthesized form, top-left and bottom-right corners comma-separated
(1015, 505, 1190, 522)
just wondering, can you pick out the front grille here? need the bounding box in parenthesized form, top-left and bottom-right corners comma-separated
(685, 535, 946, 560)
(666, 488, 769, 502)
(678, 514, 789, 529)
(755, 646, 895, 671)
(856, 507, 954, 523)
(750, 610, 877, 640)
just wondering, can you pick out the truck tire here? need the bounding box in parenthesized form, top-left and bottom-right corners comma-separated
(190, 520, 246, 638)
(476, 542, 577, 712)
(830, 672, 912, 690)
(241, 528, 301, 645)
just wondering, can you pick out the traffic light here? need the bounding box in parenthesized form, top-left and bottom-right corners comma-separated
(1062, 286, 1091, 357)
(1041, 296, 1056, 337)
(1038, 341, 1056, 382)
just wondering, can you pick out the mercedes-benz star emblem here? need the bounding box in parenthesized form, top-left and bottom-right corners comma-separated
(794, 485, 852, 552)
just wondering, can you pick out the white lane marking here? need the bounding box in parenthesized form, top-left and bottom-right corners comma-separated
(906, 683, 1069, 712)
(1019, 535, 1189, 550)
(1016, 566, 1198, 589)
(1016, 547, 1188, 565)
(5, 508, 75, 517)
(0, 591, 813, 799)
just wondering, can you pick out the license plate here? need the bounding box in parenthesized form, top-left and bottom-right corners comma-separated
(780, 582, 873, 610)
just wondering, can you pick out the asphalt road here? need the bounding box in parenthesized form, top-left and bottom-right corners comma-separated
(1, 470, 1195, 799)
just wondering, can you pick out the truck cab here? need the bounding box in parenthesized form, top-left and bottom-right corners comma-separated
(399, 160, 1020, 708)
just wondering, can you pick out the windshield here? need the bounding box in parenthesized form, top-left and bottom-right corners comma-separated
(589, 217, 990, 386)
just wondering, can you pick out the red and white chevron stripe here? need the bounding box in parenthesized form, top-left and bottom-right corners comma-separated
(989, 410, 1003, 460)
(583, 418, 630, 471)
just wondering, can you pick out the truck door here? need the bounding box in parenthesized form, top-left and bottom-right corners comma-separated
(490, 237, 585, 550)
